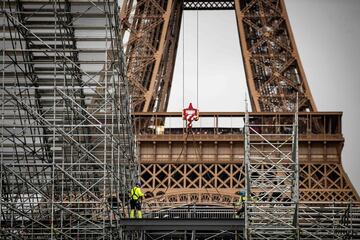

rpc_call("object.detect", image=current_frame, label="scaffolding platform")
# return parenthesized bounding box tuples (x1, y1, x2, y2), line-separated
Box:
(119, 218, 244, 231)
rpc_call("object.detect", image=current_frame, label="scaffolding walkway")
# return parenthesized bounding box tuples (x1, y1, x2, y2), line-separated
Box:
(120, 205, 245, 239)
(118, 202, 360, 239)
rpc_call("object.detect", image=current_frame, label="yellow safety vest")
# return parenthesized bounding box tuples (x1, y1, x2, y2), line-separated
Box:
(236, 196, 256, 206)
(237, 196, 246, 206)
(130, 186, 144, 201)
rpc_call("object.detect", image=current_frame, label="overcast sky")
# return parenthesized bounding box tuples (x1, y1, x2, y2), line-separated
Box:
(167, 0, 360, 193)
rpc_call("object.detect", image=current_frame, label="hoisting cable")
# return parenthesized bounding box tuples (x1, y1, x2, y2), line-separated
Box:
(146, 3, 204, 206)
(182, 9, 185, 110)
(196, 4, 199, 109)
(146, 5, 189, 200)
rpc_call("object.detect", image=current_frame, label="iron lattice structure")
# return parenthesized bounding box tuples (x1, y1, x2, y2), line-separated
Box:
(119, 0, 360, 209)
(120, 0, 316, 112)
(130, 112, 360, 239)
(1, 0, 137, 239)
(135, 112, 359, 203)
(121, 2, 360, 237)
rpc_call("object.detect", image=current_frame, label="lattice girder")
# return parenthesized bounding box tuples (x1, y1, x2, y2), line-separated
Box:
(121, 0, 317, 113)
(120, 0, 183, 112)
(234, 0, 316, 112)
(135, 112, 359, 204)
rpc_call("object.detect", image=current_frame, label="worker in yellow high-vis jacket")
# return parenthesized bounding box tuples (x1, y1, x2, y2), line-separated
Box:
(129, 181, 145, 218)
(235, 190, 256, 218)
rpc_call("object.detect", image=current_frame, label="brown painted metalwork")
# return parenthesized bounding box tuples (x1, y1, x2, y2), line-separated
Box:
(120, 0, 357, 204)
(134, 112, 359, 202)
(184, 0, 234, 10)
(234, 0, 316, 112)
(121, 0, 316, 112)
(120, 0, 182, 112)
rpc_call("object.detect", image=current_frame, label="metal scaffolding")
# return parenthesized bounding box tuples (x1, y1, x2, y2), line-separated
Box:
(244, 101, 299, 239)
(118, 198, 360, 239)
(1, 0, 137, 239)
(243, 104, 360, 239)
(298, 202, 360, 239)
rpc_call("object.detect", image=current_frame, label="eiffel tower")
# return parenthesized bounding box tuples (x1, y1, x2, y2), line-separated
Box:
(120, 0, 359, 203)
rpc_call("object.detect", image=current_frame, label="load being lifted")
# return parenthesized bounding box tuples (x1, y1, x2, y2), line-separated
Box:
(182, 102, 200, 129)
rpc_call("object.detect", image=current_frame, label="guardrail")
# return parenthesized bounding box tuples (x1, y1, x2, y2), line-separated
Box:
(133, 112, 343, 136)
(143, 204, 236, 219)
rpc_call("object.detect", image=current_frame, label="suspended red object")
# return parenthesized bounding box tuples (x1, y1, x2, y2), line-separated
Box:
(182, 103, 199, 129)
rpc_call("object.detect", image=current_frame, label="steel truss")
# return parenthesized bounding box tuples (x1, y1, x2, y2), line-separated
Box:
(184, 0, 235, 10)
(234, 0, 317, 112)
(120, 0, 317, 113)
(1, 0, 137, 239)
(133, 112, 359, 203)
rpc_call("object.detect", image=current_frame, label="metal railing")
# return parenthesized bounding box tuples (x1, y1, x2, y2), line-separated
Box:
(142, 203, 237, 219)
(132, 112, 343, 137)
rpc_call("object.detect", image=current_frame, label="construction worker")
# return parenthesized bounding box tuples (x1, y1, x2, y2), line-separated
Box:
(129, 181, 145, 218)
(235, 190, 257, 218)
(235, 190, 246, 218)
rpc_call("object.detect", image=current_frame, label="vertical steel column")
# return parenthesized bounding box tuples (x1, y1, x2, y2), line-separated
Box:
(244, 98, 251, 240)
(234, 0, 316, 112)
(120, 0, 183, 112)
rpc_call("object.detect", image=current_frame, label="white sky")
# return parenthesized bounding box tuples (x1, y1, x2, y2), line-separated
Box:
(167, 0, 360, 193)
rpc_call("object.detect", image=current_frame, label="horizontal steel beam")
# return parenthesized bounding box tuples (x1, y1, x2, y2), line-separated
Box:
(119, 218, 244, 231)
(184, 0, 234, 10)
(132, 111, 343, 117)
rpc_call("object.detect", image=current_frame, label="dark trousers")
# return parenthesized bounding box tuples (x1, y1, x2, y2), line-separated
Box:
(130, 199, 141, 210)
(236, 206, 244, 216)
